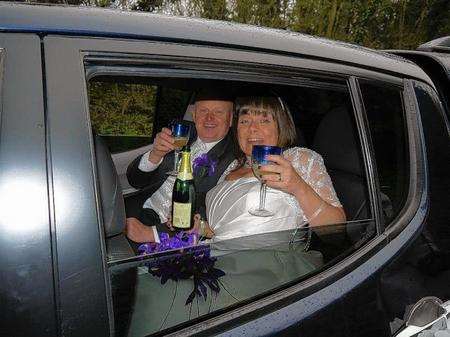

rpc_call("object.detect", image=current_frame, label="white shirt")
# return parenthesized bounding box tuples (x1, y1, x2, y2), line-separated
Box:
(138, 138, 221, 241)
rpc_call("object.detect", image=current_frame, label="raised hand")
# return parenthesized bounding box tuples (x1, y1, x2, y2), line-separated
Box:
(261, 154, 307, 196)
(148, 127, 175, 164)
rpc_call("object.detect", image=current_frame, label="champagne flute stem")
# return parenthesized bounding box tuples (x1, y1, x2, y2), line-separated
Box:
(259, 182, 267, 211)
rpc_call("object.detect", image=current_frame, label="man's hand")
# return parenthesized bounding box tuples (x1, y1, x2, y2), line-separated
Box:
(125, 217, 155, 243)
(165, 212, 175, 231)
(148, 127, 175, 164)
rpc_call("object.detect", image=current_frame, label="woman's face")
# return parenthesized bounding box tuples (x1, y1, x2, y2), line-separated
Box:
(237, 112, 279, 156)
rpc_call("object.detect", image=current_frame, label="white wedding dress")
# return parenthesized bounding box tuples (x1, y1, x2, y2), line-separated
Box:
(206, 147, 342, 243)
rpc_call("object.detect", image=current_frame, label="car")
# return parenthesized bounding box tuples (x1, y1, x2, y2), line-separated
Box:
(388, 36, 450, 122)
(394, 297, 450, 337)
(0, 3, 448, 337)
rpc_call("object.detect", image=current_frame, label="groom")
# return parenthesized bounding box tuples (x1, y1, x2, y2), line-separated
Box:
(125, 89, 235, 243)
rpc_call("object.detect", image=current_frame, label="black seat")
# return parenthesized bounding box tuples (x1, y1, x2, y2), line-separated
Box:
(94, 135, 134, 261)
(312, 107, 371, 242)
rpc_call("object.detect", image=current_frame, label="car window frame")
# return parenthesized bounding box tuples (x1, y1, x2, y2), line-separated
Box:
(380, 78, 427, 240)
(83, 59, 393, 335)
(353, 77, 413, 232)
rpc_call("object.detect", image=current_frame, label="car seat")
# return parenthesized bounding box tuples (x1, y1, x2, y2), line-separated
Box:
(94, 135, 134, 261)
(312, 107, 372, 243)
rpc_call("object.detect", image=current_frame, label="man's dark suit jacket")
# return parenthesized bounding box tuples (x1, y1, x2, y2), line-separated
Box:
(126, 130, 235, 222)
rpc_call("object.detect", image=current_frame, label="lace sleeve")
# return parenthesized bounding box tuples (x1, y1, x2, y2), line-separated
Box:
(284, 147, 342, 208)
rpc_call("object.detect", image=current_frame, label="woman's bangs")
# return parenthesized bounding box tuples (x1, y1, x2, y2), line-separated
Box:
(238, 106, 274, 117)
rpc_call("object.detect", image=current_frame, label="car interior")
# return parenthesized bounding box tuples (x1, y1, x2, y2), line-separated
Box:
(88, 76, 376, 264)
(86, 74, 394, 336)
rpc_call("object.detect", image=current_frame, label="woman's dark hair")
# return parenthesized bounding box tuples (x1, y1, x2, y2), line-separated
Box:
(232, 96, 297, 169)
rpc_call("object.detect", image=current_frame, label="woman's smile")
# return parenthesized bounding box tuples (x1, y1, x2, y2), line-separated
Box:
(238, 113, 279, 156)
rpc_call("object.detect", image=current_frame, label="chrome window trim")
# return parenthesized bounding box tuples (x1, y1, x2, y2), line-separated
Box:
(85, 62, 349, 93)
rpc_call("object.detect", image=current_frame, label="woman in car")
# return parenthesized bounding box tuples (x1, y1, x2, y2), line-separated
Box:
(196, 95, 346, 242)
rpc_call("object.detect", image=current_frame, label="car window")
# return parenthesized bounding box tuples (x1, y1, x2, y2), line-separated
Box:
(88, 80, 190, 154)
(87, 73, 377, 336)
(359, 82, 409, 224)
(413, 82, 449, 252)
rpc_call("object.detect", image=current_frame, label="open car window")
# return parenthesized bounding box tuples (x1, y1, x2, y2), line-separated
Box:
(86, 69, 379, 336)
(88, 80, 191, 154)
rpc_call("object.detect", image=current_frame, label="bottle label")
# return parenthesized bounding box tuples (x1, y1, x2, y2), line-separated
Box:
(173, 202, 192, 229)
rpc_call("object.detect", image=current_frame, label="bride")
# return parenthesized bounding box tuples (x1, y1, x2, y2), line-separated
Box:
(195, 96, 346, 242)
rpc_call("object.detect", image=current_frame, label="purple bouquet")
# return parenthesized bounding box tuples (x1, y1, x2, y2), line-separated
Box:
(193, 153, 218, 178)
(138, 232, 225, 305)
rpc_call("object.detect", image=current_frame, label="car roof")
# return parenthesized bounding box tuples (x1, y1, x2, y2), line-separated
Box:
(0, 2, 433, 86)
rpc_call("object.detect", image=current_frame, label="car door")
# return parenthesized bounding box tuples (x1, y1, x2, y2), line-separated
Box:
(43, 34, 429, 337)
(0, 34, 57, 337)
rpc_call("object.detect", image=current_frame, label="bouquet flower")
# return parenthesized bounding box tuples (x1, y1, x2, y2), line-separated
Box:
(138, 232, 225, 305)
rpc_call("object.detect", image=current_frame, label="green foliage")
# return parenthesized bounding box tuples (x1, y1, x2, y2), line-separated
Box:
(31, 0, 449, 49)
(88, 82, 155, 136)
(109, 0, 447, 50)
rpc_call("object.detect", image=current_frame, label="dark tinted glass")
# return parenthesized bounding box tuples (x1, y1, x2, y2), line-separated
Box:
(414, 82, 450, 251)
(153, 86, 192, 134)
(360, 82, 409, 223)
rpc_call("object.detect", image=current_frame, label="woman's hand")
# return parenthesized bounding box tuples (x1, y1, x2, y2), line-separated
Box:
(261, 155, 307, 196)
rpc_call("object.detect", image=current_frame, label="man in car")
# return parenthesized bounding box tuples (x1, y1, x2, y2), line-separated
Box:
(125, 89, 235, 244)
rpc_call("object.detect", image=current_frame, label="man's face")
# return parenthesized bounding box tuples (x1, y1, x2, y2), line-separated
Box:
(192, 100, 233, 143)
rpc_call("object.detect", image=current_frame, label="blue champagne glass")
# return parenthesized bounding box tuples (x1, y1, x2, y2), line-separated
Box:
(249, 145, 282, 217)
(167, 120, 190, 176)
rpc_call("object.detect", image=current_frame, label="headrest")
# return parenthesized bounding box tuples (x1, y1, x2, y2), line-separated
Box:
(94, 136, 126, 237)
(312, 107, 363, 176)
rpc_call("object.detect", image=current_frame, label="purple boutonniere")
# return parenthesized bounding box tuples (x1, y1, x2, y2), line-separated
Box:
(193, 154, 218, 178)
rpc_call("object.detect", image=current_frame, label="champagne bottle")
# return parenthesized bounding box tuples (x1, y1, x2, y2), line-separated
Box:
(171, 146, 195, 230)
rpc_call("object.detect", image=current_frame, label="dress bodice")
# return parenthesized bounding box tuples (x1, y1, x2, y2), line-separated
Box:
(206, 147, 341, 242)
